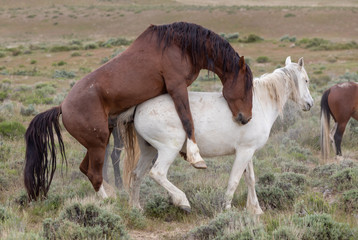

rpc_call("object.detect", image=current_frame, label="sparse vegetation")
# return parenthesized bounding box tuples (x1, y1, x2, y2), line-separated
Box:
(0, 121, 26, 139)
(0, 1, 358, 239)
(239, 33, 263, 43)
(43, 202, 129, 239)
(297, 38, 358, 51)
(257, 56, 270, 63)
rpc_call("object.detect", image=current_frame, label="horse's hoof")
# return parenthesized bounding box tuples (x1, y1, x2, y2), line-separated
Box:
(180, 205, 191, 213)
(192, 161, 207, 169)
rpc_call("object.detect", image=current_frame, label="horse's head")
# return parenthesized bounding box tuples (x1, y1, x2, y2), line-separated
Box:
(285, 56, 314, 111)
(223, 56, 253, 125)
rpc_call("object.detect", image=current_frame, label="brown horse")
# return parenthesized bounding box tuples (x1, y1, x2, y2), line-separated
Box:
(321, 81, 358, 160)
(24, 22, 253, 200)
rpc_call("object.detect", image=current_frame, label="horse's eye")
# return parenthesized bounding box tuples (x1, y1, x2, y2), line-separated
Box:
(305, 80, 308, 83)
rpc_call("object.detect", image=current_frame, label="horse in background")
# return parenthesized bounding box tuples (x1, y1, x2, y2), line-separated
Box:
(24, 22, 254, 201)
(320, 82, 358, 161)
(119, 57, 313, 213)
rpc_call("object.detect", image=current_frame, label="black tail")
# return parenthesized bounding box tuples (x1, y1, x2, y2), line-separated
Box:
(320, 89, 332, 124)
(24, 106, 66, 201)
(320, 89, 331, 160)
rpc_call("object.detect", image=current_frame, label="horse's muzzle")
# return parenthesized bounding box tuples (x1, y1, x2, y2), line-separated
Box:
(235, 113, 252, 125)
(303, 101, 314, 111)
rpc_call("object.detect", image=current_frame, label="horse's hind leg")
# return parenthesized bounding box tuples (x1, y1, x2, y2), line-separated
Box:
(130, 135, 157, 209)
(164, 80, 206, 169)
(243, 159, 263, 215)
(111, 128, 123, 189)
(80, 152, 89, 175)
(87, 146, 108, 198)
(103, 144, 110, 182)
(334, 121, 348, 157)
(149, 148, 191, 212)
(330, 123, 338, 154)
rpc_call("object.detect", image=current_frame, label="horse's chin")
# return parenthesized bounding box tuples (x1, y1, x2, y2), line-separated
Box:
(232, 115, 251, 125)
(301, 104, 311, 111)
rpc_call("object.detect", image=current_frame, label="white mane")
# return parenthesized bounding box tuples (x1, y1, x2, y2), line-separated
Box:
(253, 65, 301, 114)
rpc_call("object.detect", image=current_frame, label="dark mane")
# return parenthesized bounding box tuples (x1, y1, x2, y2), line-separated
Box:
(147, 22, 242, 77)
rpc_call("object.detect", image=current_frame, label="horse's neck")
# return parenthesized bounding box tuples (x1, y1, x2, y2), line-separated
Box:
(253, 69, 293, 126)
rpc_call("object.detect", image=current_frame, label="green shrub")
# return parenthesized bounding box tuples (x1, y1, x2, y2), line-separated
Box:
(0, 90, 8, 101)
(281, 161, 309, 174)
(0, 205, 10, 222)
(20, 104, 37, 116)
(339, 72, 358, 82)
(30, 194, 64, 217)
(220, 32, 239, 42)
(12, 68, 38, 76)
(239, 34, 263, 43)
(50, 45, 80, 52)
(295, 194, 333, 217)
(124, 208, 147, 229)
(257, 186, 287, 210)
(284, 13, 296, 18)
(18, 83, 56, 105)
(0, 51, 6, 58)
(272, 226, 299, 240)
(341, 189, 358, 213)
(259, 172, 275, 186)
(295, 213, 356, 240)
(297, 38, 358, 51)
(144, 194, 186, 221)
(0, 121, 26, 139)
(185, 185, 225, 217)
(0, 171, 9, 191)
(278, 172, 306, 190)
(56, 60, 67, 66)
(256, 56, 269, 63)
(0, 141, 10, 162)
(14, 191, 29, 207)
(7, 47, 22, 56)
(84, 43, 98, 50)
(255, 172, 305, 210)
(100, 37, 132, 47)
(187, 210, 266, 240)
(280, 35, 296, 42)
(71, 51, 81, 57)
(53, 70, 76, 79)
(329, 167, 358, 192)
(43, 202, 128, 239)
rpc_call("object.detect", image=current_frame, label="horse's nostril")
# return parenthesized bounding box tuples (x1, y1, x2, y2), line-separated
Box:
(237, 113, 243, 121)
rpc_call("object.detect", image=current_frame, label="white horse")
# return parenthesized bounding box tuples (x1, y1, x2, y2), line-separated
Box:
(118, 56, 313, 214)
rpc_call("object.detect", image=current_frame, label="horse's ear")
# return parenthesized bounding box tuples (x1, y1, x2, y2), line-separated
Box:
(239, 56, 246, 70)
(298, 57, 304, 68)
(285, 56, 291, 66)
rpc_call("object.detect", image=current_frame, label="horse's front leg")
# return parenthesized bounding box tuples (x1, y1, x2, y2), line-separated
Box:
(224, 147, 255, 210)
(166, 81, 207, 169)
(243, 159, 263, 215)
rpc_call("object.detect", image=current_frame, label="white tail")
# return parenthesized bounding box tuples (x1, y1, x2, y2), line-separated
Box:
(320, 108, 330, 162)
(117, 107, 140, 192)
